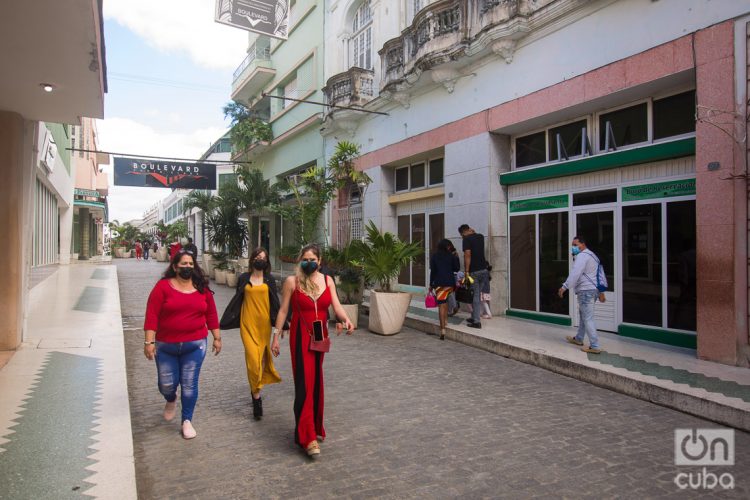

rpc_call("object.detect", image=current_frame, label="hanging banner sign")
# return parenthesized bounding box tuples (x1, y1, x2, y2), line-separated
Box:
(113, 157, 217, 190)
(622, 178, 696, 202)
(215, 0, 289, 40)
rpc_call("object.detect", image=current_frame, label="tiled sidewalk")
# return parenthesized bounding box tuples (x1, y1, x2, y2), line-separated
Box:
(0, 264, 136, 499)
(370, 296, 750, 431)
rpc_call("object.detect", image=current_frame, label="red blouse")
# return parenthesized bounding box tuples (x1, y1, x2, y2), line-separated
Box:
(144, 279, 219, 343)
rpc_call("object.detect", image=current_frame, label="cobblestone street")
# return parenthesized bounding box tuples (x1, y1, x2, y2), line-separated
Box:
(118, 260, 749, 499)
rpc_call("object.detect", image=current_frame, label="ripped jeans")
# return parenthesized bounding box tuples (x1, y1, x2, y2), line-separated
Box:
(155, 338, 207, 422)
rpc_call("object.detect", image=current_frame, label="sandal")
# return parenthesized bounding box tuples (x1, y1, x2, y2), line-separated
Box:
(306, 440, 321, 458)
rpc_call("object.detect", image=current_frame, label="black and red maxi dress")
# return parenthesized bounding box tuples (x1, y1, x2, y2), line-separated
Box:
(289, 281, 331, 448)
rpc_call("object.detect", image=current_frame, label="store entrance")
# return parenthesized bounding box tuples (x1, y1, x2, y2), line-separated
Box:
(573, 210, 616, 332)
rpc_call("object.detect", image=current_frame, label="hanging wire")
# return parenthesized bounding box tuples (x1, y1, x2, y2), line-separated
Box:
(66, 148, 252, 164)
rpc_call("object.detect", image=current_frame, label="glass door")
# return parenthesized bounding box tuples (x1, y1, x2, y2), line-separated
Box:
(572, 210, 617, 332)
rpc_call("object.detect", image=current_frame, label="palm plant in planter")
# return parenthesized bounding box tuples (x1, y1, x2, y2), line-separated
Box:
(350, 221, 423, 335)
(325, 243, 365, 328)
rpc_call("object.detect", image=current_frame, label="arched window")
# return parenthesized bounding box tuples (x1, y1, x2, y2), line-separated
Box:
(351, 0, 373, 69)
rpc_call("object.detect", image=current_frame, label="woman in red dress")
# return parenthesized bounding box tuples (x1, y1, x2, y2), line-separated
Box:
(272, 244, 354, 458)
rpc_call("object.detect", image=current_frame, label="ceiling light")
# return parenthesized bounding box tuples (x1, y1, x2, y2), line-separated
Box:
(40, 83, 55, 92)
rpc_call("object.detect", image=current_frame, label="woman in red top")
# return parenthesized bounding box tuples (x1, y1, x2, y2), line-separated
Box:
(144, 249, 221, 439)
(271, 244, 354, 458)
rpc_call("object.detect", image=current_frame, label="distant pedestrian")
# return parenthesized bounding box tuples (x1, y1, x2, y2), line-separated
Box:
(143, 240, 151, 260)
(169, 240, 182, 259)
(430, 239, 460, 340)
(220, 247, 283, 420)
(184, 237, 198, 257)
(134, 240, 143, 260)
(480, 269, 492, 319)
(143, 249, 221, 439)
(458, 224, 490, 329)
(271, 244, 354, 459)
(558, 236, 607, 354)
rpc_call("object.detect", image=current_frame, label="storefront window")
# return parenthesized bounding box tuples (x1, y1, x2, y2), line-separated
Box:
(667, 201, 696, 330)
(398, 215, 410, 284)
(539, 212, 569, 315)
(510, 215, 536, 310)
(548, 120, 586, 161)
(653, 91, 696, 140)
(515, 131, 546, 168)
(411, 213, 426, 285)
(575, 211, 615, 291)
(599, 103, 648, 151)
(622, 204, 662, 326)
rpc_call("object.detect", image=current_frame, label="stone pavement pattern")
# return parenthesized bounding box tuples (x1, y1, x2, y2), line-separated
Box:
(117, 260, 750, 499)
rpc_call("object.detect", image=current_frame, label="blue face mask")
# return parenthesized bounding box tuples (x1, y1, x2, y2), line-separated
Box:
(571, 246, 581, 256)
(300, 260, 319, 275)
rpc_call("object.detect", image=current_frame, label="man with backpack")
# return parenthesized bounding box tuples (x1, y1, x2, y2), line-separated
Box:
(558, 235, 608, 354)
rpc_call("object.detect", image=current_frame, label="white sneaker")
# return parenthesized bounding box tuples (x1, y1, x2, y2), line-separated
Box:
(163, 401, 177, 421)
(182, 420, 197, 439)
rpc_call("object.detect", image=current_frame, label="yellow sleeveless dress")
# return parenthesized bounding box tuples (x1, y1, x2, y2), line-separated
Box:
(240, 282, 281, 393)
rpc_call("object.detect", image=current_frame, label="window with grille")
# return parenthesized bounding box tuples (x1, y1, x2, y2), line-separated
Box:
(351, 0, 373, 69)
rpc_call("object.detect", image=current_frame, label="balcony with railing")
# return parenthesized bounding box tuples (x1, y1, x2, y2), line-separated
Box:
(231, 37, 275, 103)
(322, 67, 375, 115)
(379, 0, 565, 95)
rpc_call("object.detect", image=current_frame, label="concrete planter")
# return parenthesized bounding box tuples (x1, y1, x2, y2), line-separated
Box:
(214, 269, 227, 285)
(368, 291, 411, 335)
(156, 248, 168, 262)
(226, 272, 238, 288)
(202, 254, 213, 274)
(340, 304, 359, 329)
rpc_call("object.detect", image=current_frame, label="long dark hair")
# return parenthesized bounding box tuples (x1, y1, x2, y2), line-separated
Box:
(437, 238, 453, 254)
(162, 249, 211, 294)
(250, 246, 270, 274)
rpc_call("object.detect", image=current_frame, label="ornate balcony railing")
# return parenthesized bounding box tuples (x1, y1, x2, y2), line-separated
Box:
(379, 0, 563, 94)
(322, 67, 375, 112)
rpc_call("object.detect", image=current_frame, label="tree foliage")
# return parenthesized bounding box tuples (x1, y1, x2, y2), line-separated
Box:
(223, 102, 273, 153)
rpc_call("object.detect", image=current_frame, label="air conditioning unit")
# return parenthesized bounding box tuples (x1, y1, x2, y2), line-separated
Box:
(39, 130, 57, 173)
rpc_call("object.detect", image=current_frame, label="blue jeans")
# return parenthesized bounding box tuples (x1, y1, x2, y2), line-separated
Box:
(470, 269, 490, 323)
(143, 249, 149, 260)
(155, 339, 207, 422)
(574, 290, 599, 349)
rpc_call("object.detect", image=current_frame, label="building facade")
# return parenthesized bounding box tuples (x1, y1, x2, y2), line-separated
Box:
(71, 117, 109, 260)
(323, 0, 750, 366)
(0, 1, 107, 349)
(230, 0, 326, 268)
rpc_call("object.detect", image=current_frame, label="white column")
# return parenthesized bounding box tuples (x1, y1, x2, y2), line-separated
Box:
(58, 205, 73, 264)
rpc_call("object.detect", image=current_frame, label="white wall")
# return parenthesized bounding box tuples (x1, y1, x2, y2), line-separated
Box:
(349, 0, 750, 157)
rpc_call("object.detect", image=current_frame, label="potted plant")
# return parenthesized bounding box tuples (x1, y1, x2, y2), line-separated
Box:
(226, 261, 239, 288)
(279, 245, 300, 263)
(350, 221, 423, 335)
(213, 253, 229, 285)
(325, 243, 365, 329)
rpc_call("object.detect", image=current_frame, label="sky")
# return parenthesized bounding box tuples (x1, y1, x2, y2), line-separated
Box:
(98, 0, 248, 223)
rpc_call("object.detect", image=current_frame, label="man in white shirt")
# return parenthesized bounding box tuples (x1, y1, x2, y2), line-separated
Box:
(558, 236, 605, 354)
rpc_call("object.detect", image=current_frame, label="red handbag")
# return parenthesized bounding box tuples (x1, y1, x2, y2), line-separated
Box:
(425, 290, 437, 308)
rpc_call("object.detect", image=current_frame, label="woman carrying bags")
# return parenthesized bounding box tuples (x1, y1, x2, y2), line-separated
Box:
(220, 247, 283, 420)
(270, 244, 354, 459)
(429, 239, 460, 340)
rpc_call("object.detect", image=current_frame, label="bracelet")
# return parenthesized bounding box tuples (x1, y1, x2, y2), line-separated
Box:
(144, 341, 155, 345)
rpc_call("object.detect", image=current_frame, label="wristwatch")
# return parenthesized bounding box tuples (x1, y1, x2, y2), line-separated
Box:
(272, 327, 279, 336)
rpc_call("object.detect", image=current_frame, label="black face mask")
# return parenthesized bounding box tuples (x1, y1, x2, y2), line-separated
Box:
(177, 267, 193, 280)
(300, 260, 318, 276)
(252, 259, 267, 271)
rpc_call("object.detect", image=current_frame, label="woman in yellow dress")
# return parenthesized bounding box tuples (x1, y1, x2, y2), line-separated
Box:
(232, 247, 284, 420)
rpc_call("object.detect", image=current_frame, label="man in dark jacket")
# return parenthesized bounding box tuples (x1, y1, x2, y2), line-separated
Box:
(459, 224, 489, 329)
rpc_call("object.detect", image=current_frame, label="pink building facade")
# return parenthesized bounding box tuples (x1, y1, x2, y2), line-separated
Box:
(326, 1, 750, 366)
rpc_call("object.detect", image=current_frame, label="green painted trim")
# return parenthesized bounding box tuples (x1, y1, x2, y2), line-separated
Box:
(74, 200, 106, 209)
(618, 324, 696, 349)
(509, 194, 568, 213)
(500, 137, 695, 186)
(506, 309, 572, 326)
